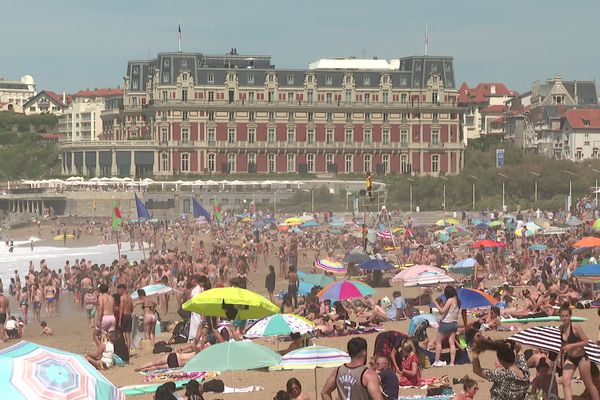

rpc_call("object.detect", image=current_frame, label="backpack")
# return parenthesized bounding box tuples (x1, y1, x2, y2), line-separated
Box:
(169, 319, 190, 344)
(203, 379, 225, 393)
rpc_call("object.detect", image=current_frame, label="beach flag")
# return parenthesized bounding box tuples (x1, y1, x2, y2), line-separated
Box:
(134, 192, 152, 220)
(213, 202, 223, 224)
(112, 202, 122, 231)
(192, 197, 211, 221)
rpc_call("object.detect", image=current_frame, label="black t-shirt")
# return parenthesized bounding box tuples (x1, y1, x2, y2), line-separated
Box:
(379, 367, 399, 399)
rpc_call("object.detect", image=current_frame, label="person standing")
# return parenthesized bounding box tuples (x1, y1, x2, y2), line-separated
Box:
(321, 337, 383, 400)
(117, 284, 134, 350)
(96, 284, 116, 332)
(287, 266, 299, 309)
(187, 275, 204, 342)
(44, 280, 56, 317)
(0, 293, 10, 342)
(432, 285, 461, 367)
(265, 265, 276, 302)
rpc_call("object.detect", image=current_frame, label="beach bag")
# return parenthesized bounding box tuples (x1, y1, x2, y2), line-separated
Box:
(112, 328, 130, 362)
(203, 379, 225, 393)
(169, 319, 190, 344)
(153, 341, 173, 354)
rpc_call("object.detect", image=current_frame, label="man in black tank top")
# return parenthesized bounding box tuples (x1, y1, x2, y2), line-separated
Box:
(321, 337, 383, 400)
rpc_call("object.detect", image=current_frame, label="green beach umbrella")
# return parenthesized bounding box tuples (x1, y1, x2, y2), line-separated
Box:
(183, 340, 281, 373)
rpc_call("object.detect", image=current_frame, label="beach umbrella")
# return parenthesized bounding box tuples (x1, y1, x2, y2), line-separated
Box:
(471, 239, 506, 248)
(130, 284, 177, 300)
(277, 224, 290, 232)
(593, 219, 600, 231)
(567, 216, 583, 227)
(574, 236, 600, 248)
(0, 340, 125, 400)
(358, 259, 394, 271)
(526, 221, 542, 232)
(270, 345, 351, 399)
(488, 220, 503, 228)
(437, 288, 496, 309)
(514, 227, 535, 238)
(285, 217, 303, 226)
(182, 287, 279, 320)
(301, 220, 320, 228)
(408, 314, 439, 336)
(435, 218, 460, 226)
(447, 258, 477, 275)
(507, 326, 600, 365)
(298, 271, 334, 287)
(475, 223, 489, 230)
(183, 340, 281, 374)
(343, 252, 370, 264)
(572, 264, 600, 283)
(403, 271, 455, 287)
(445, 226, 459, 234)
(245, 314, 315, 338)
(570, 246, 593, 256)
(376, 230, 393, 240)
(314, 258, 347, 274)
(240, 217, 252, 223)
(391, 265, 446, 283)
(317, 280, 376, 301)
(528, 244, 548, 251)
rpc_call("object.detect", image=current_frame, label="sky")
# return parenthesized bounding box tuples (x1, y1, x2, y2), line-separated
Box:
(2, 0, 600, 93)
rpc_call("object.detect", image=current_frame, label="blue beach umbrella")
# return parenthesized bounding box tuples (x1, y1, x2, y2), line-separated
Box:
(528, 244, 548, 251)
(358, 259, 394, 271)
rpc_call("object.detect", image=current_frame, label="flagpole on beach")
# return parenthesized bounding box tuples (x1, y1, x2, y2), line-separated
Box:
(116, 229, 122, 259)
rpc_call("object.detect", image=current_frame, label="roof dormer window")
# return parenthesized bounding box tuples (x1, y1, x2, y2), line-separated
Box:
(583, 119, 590, 127)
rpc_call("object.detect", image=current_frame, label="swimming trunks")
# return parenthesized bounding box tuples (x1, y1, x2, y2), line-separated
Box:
(0, 313, 6, 324)
(120, 314, 133, 332)
(100, 315, 117, 332)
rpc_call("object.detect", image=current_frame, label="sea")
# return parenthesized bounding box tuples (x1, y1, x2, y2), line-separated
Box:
(0, 239, 145, 285)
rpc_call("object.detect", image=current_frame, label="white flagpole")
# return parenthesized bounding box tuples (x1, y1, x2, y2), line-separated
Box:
(425, 24, 429, 56)
(178, 21, 182, 52)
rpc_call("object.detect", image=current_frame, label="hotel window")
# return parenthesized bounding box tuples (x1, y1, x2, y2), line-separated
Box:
(345, 75, 352, 84)
(326, 76, 332, 85)
(228, 153, 236, 173)
(401, 129, 408, 144)
(181, 153, 190, 172)
(268, 112, 275, 122)
(208, 153, 216, 172)
(432, 92, 438, 104)
(248, 127, 256, 144)
(346, 112, 352, 123)
(287, 127, 296, 143)
(307, 75, 313, 83)
(326, 112, 333, 123)
(268, 90, 274, 104)
(364, 129, 372, 144)
(326, 154, 334, 171)
(248, 74, 254, 84)
(432, 113, 439, 123)
(182, 127, 189, 143)
(307, 154, 315, 173)
(248, 92, 255, 104)
(208, 111, 215, 121)
(382, 129, 390, 145)
(307, 128, 315, 144)
(364, 76, 370, 85)
(208, 91, 214, 102)
(307, 91, 314, 104)
(161, 111, 167, 121)
(365, 112, 371, 123)
(382, 92, 389, 105)
(182, 111, 188, 121)
(287, 75, 294, 85)
(207, 128, 216, 145)
(401, 154, 410, 173)
(363, 154, 372, 173)
(161, 126, 169, 142)
(326, 93, 332, 105)
(345, 154, 353, 173)
(228, 128, 236, 144)
(267, 153, 275, 173)
(288, 92, 294, 104)
(345, 128, 353, 144)
(432, 129, 440, 144)
(161, 152, 169, 171)
(181, 89, 188, 101)
(207, 73, 214, 83)
(248, 153, 256, 167)
(431, 154, 440, 173)
(345, 90, 352, 104)
(162, 91, 168, 101)
(249, 111, 255, 122)
(287, 153, 296, 172)
(308, 112, 314, 122)
(401, 93, 407, 103)
(383, 113, 389, 123)
(288, 112, 294, 122)
(382, 154, 390, 174)
(268, 74, 274, 82)
(364, 93, 370, 105)
(401, 113, 408, 122)
(229, 112, 235, 122)
(326, 128, 334, 144)
(382, 76, 389, 84)
(267, 127, 275, 143)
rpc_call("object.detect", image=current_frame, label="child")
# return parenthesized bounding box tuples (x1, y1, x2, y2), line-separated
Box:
(5, 316, 19, 339)
(398, 340, 423, 387)
(41, 321, 53, 336)
(531, 359, 557, 399)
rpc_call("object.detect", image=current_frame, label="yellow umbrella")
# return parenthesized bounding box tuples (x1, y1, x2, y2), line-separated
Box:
(435, 218, 460, 226)
(183, 287, 280, 320)
(240, 217, 252, 223)
(285, 217, 303, 226)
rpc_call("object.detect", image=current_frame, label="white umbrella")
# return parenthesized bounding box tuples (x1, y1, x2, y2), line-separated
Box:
(403, 271, 455, 287)
(66, 176, 84, 181)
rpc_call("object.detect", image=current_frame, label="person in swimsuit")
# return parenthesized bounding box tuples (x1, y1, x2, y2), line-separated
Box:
(0, 293, 9, 342)
(32, 284, 42, 322)
(17, 287, 30, 325)
(96, 284, 116, 332)
(44, 282, 56, 317)
(135, 289, 157, 343)
(117, 284, 134, 350)
(558, 303, 600, 400)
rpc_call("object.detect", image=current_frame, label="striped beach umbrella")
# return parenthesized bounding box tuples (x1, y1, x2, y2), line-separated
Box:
(314, 258, 347, 274)
(317, 280, 376, 301)
(508, 326, 600, 365)
(376, 230, 393, 240)
(245, 314, 315, 338)
(403, 271, 455, 287)
(447, 258, 477, 275)
(130, 284, 176, 300)
(572, 264, 600, 283)
(391, 265, 446, 283)
(0, 341, 124, 400)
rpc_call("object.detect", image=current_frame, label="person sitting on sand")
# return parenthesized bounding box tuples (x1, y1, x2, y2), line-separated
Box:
(40, 321, 52, 336)
(286, 377, 310, 400)
(451, 376, 479, 400)
(281, 332, 312, 355)
(84, 330, 115, 370)
(530, 359, 558, 399)
(397, 340, 423, 387)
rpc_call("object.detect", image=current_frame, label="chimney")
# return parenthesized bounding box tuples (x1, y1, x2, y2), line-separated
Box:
(62, 92, 66, 104)
(574, 80, 578, 104)
(491, 85, 496, 94)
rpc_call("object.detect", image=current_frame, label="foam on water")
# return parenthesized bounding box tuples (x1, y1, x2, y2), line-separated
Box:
(0, 242, 145, 283)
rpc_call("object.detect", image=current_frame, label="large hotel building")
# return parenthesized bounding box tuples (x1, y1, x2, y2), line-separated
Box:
(60, 50, 465, 177)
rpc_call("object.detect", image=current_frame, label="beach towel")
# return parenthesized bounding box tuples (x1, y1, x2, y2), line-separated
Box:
(398, 395, 453, 400)
(501, 316, 587, 323)
(222, 386, 264, 393)
(121, 380, 189, 396)
(316, 326, 383, 338)
(139, 367, 208, 383)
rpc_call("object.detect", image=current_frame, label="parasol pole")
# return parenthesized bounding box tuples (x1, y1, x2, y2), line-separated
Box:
(314, 367, 318, 400)
(116, 229, 122, 259)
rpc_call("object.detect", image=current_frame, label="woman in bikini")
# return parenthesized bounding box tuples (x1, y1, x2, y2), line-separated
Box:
(558, 303, 600, 400)
(135, 289, 158, 343)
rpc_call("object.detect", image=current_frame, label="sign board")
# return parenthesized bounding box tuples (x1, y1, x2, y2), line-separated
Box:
(496, 149, 505, 167)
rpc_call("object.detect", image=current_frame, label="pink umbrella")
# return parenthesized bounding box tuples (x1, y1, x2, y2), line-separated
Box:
(391, 265, 446, 284)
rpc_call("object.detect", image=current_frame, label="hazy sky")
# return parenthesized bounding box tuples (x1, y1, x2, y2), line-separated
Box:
(3, 1, 600, 93)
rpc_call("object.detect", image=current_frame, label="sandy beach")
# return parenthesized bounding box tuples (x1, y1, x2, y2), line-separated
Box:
(0, 222, 597, 400)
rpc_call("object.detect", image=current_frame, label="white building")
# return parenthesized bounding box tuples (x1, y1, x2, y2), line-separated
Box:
(59, 88, 122, 141)
(0, 75, 36, 113)
(23, 91, 71, 115)
(562, 108, 600, 161)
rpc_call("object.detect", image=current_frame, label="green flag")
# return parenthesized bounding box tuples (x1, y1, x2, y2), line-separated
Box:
(112, 202, 123, 231)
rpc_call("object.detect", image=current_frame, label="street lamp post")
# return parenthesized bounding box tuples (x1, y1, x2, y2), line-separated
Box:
(497, 172, 508, 211)
(468, 175, 478, 211)
(440, 176, 449, 211)
(529, 172, 540, 203)
(407, 178, 415, 212)
(563, 170, 576, 212)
